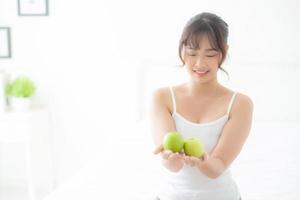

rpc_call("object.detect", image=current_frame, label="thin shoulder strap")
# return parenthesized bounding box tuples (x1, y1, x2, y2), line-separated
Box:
(169, 86, 176, 115)
(226, 91, 238, 116)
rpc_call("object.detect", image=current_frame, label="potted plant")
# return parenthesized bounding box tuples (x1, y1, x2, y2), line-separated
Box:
(5, 76, 36, 112)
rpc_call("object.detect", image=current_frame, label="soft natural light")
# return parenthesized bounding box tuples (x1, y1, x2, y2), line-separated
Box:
(0, 0, 300, 200)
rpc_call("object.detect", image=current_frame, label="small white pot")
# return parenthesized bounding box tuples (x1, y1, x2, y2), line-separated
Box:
(10, 97, 31, 112)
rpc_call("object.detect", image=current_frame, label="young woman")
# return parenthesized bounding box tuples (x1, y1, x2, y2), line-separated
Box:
(150, 12, 253, 200)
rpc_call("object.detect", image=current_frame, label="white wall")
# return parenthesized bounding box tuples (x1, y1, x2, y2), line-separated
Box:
(0, 0, 299, 196)
(135, 0, 300, 123)
(0, 0, 125, 189)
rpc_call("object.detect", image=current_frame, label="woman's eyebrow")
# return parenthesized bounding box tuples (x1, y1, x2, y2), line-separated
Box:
(205, 48, 218, 52)
(186, 47, 218, 52)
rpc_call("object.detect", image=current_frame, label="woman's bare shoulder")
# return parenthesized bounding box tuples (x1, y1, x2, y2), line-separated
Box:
(151, 86, 172, 112)
(230, 90, 254, 116)
(220, 86, 251, 100)
(151, 84, 184, 113)
(220, 86, 253, 114)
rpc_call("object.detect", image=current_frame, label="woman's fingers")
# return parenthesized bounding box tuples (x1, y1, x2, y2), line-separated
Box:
(202, 152, 209, 161)
(161, 151, 184, 161)
(153, 144, 164, 155)
(168, 152, 181, 161)
(161, 150, 172, 159)
(183, 155, 192, 165)
(190, 157, 201, 166)
(184, 155, 202, 167)
(154, 146, 206, 165)
(168, 153, 177, 161)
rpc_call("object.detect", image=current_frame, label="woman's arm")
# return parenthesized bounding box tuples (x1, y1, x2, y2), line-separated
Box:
(182, 94, 253, 178)
(149, 87, 184, 172)
(198, 94, 254, 178)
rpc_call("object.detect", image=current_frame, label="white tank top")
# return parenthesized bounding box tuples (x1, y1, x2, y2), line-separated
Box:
(157, 86, 241, 200)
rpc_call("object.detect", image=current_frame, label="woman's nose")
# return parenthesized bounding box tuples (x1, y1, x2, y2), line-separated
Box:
(195, 55, 205, 66)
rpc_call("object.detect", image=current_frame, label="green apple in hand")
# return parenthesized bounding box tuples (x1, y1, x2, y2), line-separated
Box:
(183, 138, 205, 158)
(163, 132, 184, 153)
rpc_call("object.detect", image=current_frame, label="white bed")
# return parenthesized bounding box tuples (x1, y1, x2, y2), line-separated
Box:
(44, 120, 300, 200)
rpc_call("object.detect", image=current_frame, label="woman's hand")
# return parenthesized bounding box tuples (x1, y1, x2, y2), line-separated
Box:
(153, 144, 185, 162)
(153, 145, 211, 172)
(153, 144, 185, 172)
(183, 152, 209, 167)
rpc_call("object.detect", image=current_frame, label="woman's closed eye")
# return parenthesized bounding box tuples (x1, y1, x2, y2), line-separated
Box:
(187, 54, 217, 57)
(206, 54, 217, 57)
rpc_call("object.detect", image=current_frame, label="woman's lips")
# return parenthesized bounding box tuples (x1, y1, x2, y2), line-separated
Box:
(193, 70, 209, 77)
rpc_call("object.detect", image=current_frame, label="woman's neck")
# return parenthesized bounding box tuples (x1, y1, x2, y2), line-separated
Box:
(185, 80, 222, 98)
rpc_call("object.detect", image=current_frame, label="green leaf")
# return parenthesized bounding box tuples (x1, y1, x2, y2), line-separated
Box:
(5, 76, 36, 98)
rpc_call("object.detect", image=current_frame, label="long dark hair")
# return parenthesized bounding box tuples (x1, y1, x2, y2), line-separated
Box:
(178, 12, 229, 79)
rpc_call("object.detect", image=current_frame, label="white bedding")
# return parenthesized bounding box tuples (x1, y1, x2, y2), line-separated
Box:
(44, 120, 300, 200)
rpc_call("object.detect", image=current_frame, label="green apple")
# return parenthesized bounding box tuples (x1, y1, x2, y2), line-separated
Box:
(163, 131, 184, 153)
(183, 138, 204, 158)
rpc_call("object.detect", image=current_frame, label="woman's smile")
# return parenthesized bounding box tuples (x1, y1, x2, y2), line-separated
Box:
(193, 70, 209, 77)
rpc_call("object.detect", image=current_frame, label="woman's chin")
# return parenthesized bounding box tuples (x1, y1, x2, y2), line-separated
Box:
(191, 74, 209, 81)
(191, 75, 216, 84)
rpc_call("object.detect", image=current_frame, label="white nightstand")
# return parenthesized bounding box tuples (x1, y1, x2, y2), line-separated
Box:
(0, 107, 54, 200)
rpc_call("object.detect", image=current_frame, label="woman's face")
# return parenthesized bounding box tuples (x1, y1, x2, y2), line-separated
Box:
(182, 34, 223, 83)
